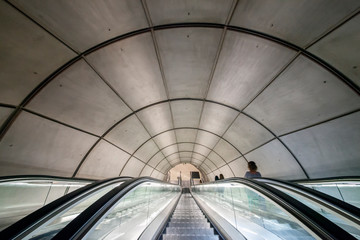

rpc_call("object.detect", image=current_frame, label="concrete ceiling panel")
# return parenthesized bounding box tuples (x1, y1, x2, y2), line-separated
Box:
(0, 1, 76, 105)
(178, 143, 194, 152)
(179, 152, 192, 159)
(193, 144, 211, 158)
(153, 131, 177, 149)
(191, 159, 203, 167)
(156, 27, 223, 98)
(0, 111, 98, 177)
(11, 0, 149, 52)
(195, 130, 220, 149)
(133, 140, 160, 161)
(157, 159, 169, 173)
(175, 129, 197, 142)
(86, 33, 167, 110)
(121, 157, 145, 177)
(105, 115, 150, 154)
(28, 60, 131, 135)
(245, 140, 307, 180)
(281, 112, 360, 178)
(200, 162, 211, 174)
(147, 0, 234, 25)
(140, 165, 154, 177)
(147, 151, 166, 168)
(219, 165, 234, 178)
(208, 31, 296, 109)
(231, 0, 360, 47)
(245, 55, 360, 135)
(207, 151, 226, 167)
(202, 159, 217, 172)
(137, 103, 173, 136)
(166, 153, 180, 162)
(228, 157, 248, 177)
(76, 140, 130, 179)
(223, 114, 274, 154)
(199, 102, 238, 136)
(161, 145, 178, 158)
(0, 107, 14, 127)
(213, 139, 240, 163)
(309, 14, 360, 87)
(171, 100, 203, 128)
(191, 152, 206, 162)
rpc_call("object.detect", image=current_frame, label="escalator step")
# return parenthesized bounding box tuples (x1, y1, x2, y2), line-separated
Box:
(166, 227, 214, 235)
(168, 222, 210, 228)
(162, 234, 219, 240)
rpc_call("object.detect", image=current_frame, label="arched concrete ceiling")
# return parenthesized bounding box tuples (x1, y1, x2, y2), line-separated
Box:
(0, 0, 359, 181)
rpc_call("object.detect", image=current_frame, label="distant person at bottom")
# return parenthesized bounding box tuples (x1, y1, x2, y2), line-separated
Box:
(244, 161, 261, 178)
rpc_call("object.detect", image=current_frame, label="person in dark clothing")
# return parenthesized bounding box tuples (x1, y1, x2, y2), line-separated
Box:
(244, 161, 261, 178)
(215, 175, 219, 181)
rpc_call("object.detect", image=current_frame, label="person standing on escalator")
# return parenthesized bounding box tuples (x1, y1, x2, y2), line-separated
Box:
(244, 161, 261, 178)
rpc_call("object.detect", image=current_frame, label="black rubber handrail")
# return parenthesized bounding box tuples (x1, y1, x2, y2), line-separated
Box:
(193, 177, 357, 240)
(53, 177, 180, 240)
(0, 175, 94, 183)
(0, 176, 132, 239)
(256, 177, 360, 220)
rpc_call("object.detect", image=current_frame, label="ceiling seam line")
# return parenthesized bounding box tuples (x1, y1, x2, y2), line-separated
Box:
(198, 111, 245, 177)
(83, 57, 173, 175)
(141, 0, 179, 170)
(0, 56, 81, 141)
(241, 138, 276, 156)
(0, 104, 16, 108)
(72, 138, 101, 178)
(190, 25, 228, 167)
(277, 108, 360, 138)
(189, 101, 205, 167)
(101, 138, 165, 174)
(241, 52, 301, 111)
(22, 108, 100, 138)
(79, 57, 144, 177)
(4, 0, 79, 54)
(225, 0, 240, 25)
(304, 9, 360, 49)
(243, 112, 310, 179)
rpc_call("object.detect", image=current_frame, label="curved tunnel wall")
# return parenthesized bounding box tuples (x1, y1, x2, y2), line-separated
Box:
(0, 0, 359, 181)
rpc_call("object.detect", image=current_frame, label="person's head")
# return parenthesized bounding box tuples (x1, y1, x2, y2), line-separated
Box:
(219, 174, 224, 179)
(215, 175, 219, 181)
(248, 161, 258, 172)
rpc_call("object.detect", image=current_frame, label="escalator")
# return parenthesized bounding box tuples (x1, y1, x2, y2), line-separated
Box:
(1, 177, 359, 240)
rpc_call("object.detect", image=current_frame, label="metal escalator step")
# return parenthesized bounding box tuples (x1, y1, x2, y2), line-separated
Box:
(168, 222, 210, 228)
(166, 227, 214, 235)
(170, 218, 208, 223)
(162, 234, 219, 240)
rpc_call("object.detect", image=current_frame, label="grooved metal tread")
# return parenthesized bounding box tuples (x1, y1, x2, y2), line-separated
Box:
(162, 193, 219, 240)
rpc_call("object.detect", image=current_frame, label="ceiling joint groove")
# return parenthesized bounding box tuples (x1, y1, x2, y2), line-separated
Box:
(305, 9, 360, 49)
(82, 57, 135, 112)
(241, 138, 276, 156)
(278, 108, 360, 137)
(225, 0, 239, 26)
(22, 108, 100, 138)
(0, 56, 81, 141)
(4, 0, 79, 55)
(241, 52, 301, 112)
(141, 0, 179, 168)
(242, 112, 310, 179)
(72, 138, 101, 177)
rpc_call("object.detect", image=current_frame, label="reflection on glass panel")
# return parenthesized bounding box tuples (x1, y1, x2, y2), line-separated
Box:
(0, 179, 90, 231)
(337, 184, 360, 209)
(84, 182, 180, 240)
(301, 181, 360, 209)
(269, 184, 360, 239)
(192, 183, 317, 240)
(23, 182, 122, 240)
